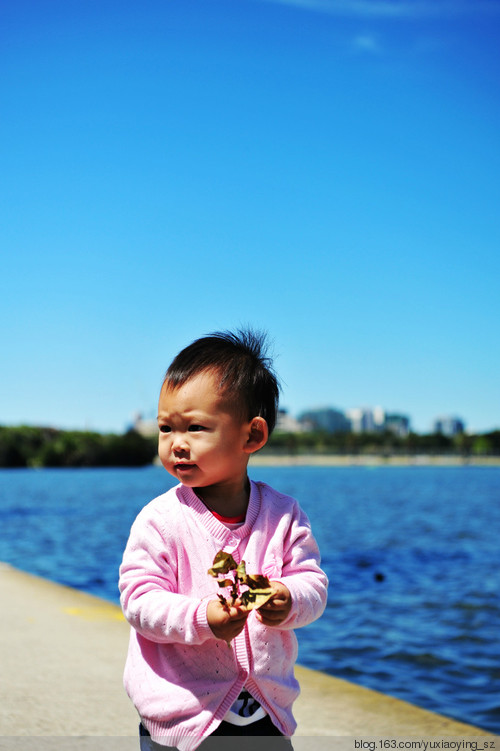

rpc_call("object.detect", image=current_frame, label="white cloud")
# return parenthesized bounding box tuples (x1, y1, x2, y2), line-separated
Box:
(257, 0, 500, 19)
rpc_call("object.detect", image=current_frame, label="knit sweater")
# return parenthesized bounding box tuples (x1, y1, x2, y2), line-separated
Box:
(119, 479, 328, 751)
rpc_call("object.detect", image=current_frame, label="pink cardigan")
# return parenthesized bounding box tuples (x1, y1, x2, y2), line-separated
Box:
(119, 480, 328, 751)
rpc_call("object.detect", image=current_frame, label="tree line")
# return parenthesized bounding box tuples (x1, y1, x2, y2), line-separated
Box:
(1, 425, 499, 469)
(265, 428, 500, 458)
(0, 426, 158, 468)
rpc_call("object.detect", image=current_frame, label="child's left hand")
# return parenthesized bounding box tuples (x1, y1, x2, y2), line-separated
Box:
(255, 581, 292, 626)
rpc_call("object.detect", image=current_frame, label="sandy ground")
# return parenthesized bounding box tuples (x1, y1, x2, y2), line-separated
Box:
(250, 454, 500, 467)
(0, 563, 494, 748)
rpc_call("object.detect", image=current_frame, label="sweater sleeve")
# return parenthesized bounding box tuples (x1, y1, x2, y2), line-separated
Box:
(119, 502, 213, 645)
(273, 505, 328, 630)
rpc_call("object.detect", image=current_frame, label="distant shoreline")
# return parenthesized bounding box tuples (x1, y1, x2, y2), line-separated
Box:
(250, 453, 500, 467)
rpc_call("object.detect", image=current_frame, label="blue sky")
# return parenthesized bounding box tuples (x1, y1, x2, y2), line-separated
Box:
(1, 0, 499, 435)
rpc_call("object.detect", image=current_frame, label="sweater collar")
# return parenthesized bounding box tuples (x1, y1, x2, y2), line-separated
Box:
(176, 480, 261, 542)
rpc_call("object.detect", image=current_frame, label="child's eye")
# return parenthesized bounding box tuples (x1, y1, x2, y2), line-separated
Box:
(159, 425, 171, 434)
(188, 424, 205, 432)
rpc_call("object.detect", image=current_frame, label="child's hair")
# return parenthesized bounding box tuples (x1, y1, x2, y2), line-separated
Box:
(164, 328, 280, 434)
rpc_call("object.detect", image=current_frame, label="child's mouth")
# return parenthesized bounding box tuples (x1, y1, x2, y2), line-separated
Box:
(175, 463, 196, 472)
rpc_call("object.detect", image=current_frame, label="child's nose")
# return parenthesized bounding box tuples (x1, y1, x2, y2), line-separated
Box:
(172, 433, 189, 452)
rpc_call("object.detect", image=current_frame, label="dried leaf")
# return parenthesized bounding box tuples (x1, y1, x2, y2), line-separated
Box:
(209, 550, 273, 612)
(244, 573, 271, 590)
(217, 593, 230, 611)
(217, 579, 234, 589)
(236, 560, 246, 580)
(208, 551, 238, 577)
(240, 587, 274, 611)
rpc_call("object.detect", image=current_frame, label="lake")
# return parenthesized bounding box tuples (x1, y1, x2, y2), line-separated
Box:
(0, 465, 499, 734)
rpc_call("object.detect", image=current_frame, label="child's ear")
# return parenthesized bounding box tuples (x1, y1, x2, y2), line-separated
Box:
(244, 416, 269, 454)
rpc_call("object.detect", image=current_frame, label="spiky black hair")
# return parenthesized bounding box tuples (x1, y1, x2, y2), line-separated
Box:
(164, 328, 280, 434)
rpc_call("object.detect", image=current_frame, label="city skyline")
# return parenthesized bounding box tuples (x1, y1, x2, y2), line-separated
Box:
(133, 402, 479, 439)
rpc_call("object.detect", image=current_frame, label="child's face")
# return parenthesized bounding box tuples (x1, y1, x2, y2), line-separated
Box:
(157, 370, 253, 493)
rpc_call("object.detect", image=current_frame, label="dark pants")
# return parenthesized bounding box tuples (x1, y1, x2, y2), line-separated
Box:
(139, 718, 294, 751)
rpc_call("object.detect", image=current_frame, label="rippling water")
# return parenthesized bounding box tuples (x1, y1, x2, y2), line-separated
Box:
(1, 465, 499, 733)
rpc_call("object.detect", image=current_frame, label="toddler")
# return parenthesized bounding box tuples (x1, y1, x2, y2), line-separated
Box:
(119, 329, 328, 751)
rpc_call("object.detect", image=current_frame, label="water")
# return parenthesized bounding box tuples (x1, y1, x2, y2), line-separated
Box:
(0, 465, 499, 734)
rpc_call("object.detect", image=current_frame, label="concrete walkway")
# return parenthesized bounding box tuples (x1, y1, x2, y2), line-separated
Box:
(0, 563, 494, 745)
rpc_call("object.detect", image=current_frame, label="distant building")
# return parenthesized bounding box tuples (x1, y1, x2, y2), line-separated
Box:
(275, 408, 303, 433)
(132, 412, 158, 438)
(345, 407, 411, 436)
(297, 407, 350, 433)
(385, 413, 411, 438)
(433, 416, 465, 437)
(346, 406, 385, 433)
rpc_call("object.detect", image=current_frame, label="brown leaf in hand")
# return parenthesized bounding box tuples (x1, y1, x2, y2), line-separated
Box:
(208, 551, 238, 577)
(209, 550, 273, 612)
(245, 573, 271, 590)
(240, 587, 274, 611)
(236, 560, 246, 579)
(217, 593, 230, 612)
(217, 579, 234, 589)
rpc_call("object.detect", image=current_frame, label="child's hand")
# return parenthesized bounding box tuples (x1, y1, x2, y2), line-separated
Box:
(255, 581, 292, 626)
(207, 598, 249, 643)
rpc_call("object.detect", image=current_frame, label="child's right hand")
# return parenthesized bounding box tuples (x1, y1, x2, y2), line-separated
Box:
(207, 599, 249, 643)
